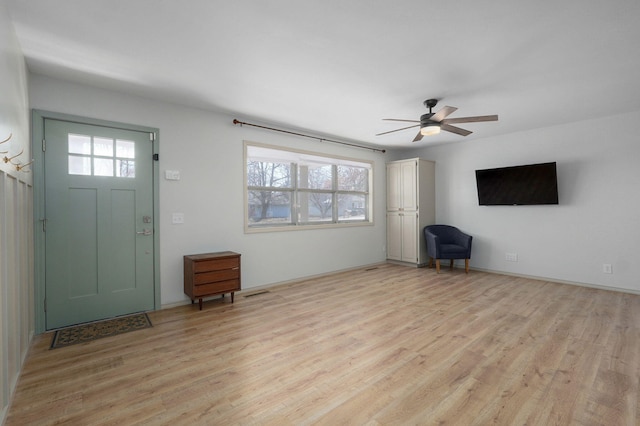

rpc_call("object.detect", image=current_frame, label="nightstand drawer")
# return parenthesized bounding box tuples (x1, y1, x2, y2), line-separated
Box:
(194, 268, 239, 285)
(194, 257, 239, 273)
(194, 279, 240, 296)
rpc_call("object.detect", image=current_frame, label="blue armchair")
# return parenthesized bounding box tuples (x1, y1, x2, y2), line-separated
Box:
(424, 225, 473, 273)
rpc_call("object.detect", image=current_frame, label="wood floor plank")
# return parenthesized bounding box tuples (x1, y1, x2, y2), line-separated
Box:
(6, 264, 640, 425)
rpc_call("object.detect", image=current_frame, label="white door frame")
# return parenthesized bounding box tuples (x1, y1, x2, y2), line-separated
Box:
(32, 110, 161, 333)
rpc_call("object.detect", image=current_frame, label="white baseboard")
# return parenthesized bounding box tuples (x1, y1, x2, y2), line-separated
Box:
(468, 266, 640, 296)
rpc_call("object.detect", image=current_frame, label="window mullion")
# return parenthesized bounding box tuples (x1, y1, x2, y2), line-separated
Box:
(291, 162, 298, 225)
(331, 164, 338, 223)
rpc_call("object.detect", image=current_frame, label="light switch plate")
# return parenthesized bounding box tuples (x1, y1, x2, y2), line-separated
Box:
(165, 170, 180, 180)
(172, 213, 184, 224)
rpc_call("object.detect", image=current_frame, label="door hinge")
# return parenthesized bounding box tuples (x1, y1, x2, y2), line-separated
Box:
(44, 298, 47, 312)
(41, 219, 47, 232)
(153, 153, 159, 161)
(42, 139, 46, 152)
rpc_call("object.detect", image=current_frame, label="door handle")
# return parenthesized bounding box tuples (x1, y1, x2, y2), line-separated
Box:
(136, 229, 152, 236)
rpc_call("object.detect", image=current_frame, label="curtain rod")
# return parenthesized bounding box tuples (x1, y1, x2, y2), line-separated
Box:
(233, 119, 386, 153)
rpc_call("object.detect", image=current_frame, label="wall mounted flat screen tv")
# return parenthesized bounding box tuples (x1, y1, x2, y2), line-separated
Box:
(475, 162, 559, 205)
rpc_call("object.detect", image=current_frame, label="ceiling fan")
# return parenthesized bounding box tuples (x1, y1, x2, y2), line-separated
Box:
(376, 99, 498, 142)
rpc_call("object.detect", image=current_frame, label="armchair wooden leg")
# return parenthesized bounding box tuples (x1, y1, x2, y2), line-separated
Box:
(465, 259, 470, 273)
(428, 257, 433, 269)
(435, 259, 441, 274)
(449, 259, 454, 270)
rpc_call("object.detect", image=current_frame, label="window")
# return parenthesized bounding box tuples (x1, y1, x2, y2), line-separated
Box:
(68, 133, 136, 178)
(245, 142, 372, 231)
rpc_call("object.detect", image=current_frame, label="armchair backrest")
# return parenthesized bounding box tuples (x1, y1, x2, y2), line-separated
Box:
(425, 225, 462, 244)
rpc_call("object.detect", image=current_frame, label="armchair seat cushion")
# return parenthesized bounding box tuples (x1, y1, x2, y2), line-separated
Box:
(439, 244, 468, 258)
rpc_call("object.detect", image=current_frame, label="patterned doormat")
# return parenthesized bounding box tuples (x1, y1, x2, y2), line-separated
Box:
(50, 313, 152, 349)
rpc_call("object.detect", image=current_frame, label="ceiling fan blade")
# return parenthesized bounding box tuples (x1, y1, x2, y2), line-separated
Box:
(412, 131, 424, 142)
(375, 124, 420, 136)
(382, 118, 420, 123)
(430, 106, 458, 122)
(441, 123, 472, 136)
(441, 114, 499, 124)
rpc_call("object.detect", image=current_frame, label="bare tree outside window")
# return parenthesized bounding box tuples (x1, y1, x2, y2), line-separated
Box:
(247, 160, 292, 223)
(338, 166, 368, 220)
(338, 165, 368, 192)
(299, 164, 333, 221)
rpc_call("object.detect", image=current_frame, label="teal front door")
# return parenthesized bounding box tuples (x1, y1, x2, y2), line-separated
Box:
(44, 118, 155, 329)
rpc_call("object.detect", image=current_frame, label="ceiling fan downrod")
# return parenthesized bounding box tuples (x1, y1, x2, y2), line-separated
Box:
(424, 98, 438, 114)
(421, 99, 439, 125)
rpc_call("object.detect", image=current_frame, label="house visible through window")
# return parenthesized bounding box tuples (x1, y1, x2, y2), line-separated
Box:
(245, 142, 372, 230)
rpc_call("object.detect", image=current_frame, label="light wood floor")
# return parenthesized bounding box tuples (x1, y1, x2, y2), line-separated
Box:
(6, 264, 640, 425)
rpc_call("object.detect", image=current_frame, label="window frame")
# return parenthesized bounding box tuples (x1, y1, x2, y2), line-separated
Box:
(244, 141, 373, 233)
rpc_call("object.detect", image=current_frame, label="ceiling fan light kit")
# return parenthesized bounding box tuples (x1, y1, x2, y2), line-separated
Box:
(420, 122, 441, 136)
(377, 98, 498, 142)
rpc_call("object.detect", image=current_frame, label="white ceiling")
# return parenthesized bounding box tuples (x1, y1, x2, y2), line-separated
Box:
(6, 0, 640, 148)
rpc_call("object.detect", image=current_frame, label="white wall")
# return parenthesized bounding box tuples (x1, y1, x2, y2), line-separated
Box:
(395, 112, 640, 292)
(29, 74, 388, 306)
(0, 3, 33, 423)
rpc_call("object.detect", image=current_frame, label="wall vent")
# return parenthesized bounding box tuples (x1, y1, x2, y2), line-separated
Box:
(243, 290, 270, 298)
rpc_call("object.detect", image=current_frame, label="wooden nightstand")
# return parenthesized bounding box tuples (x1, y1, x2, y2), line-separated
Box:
(183, 251, 241, 310)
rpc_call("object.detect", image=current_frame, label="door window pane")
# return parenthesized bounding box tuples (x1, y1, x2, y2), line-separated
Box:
(116, 140, 135, 158)
(68, 134, 92, 155)
(94, 137, 113, 156)
(69, 155, 91, 175)
(116, 159, 136, 178)
(94, 158, 114, 176)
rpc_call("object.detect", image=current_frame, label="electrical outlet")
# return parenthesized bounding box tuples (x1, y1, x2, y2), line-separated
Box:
(505, 252, 518, 262)
(602, 263, 612, 274)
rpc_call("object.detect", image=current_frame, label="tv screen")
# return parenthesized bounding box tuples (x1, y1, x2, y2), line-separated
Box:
(475, 162, 559, 205)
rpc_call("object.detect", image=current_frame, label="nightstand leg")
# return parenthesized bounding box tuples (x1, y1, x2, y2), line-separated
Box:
(198, 298, 203, 310)
(231, 292, 235, 303)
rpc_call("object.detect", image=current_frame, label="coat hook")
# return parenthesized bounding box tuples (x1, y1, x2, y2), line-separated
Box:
(16, 158, 34, 173)
(0, 133, 10, 154)
(2, 148, 23, 165)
